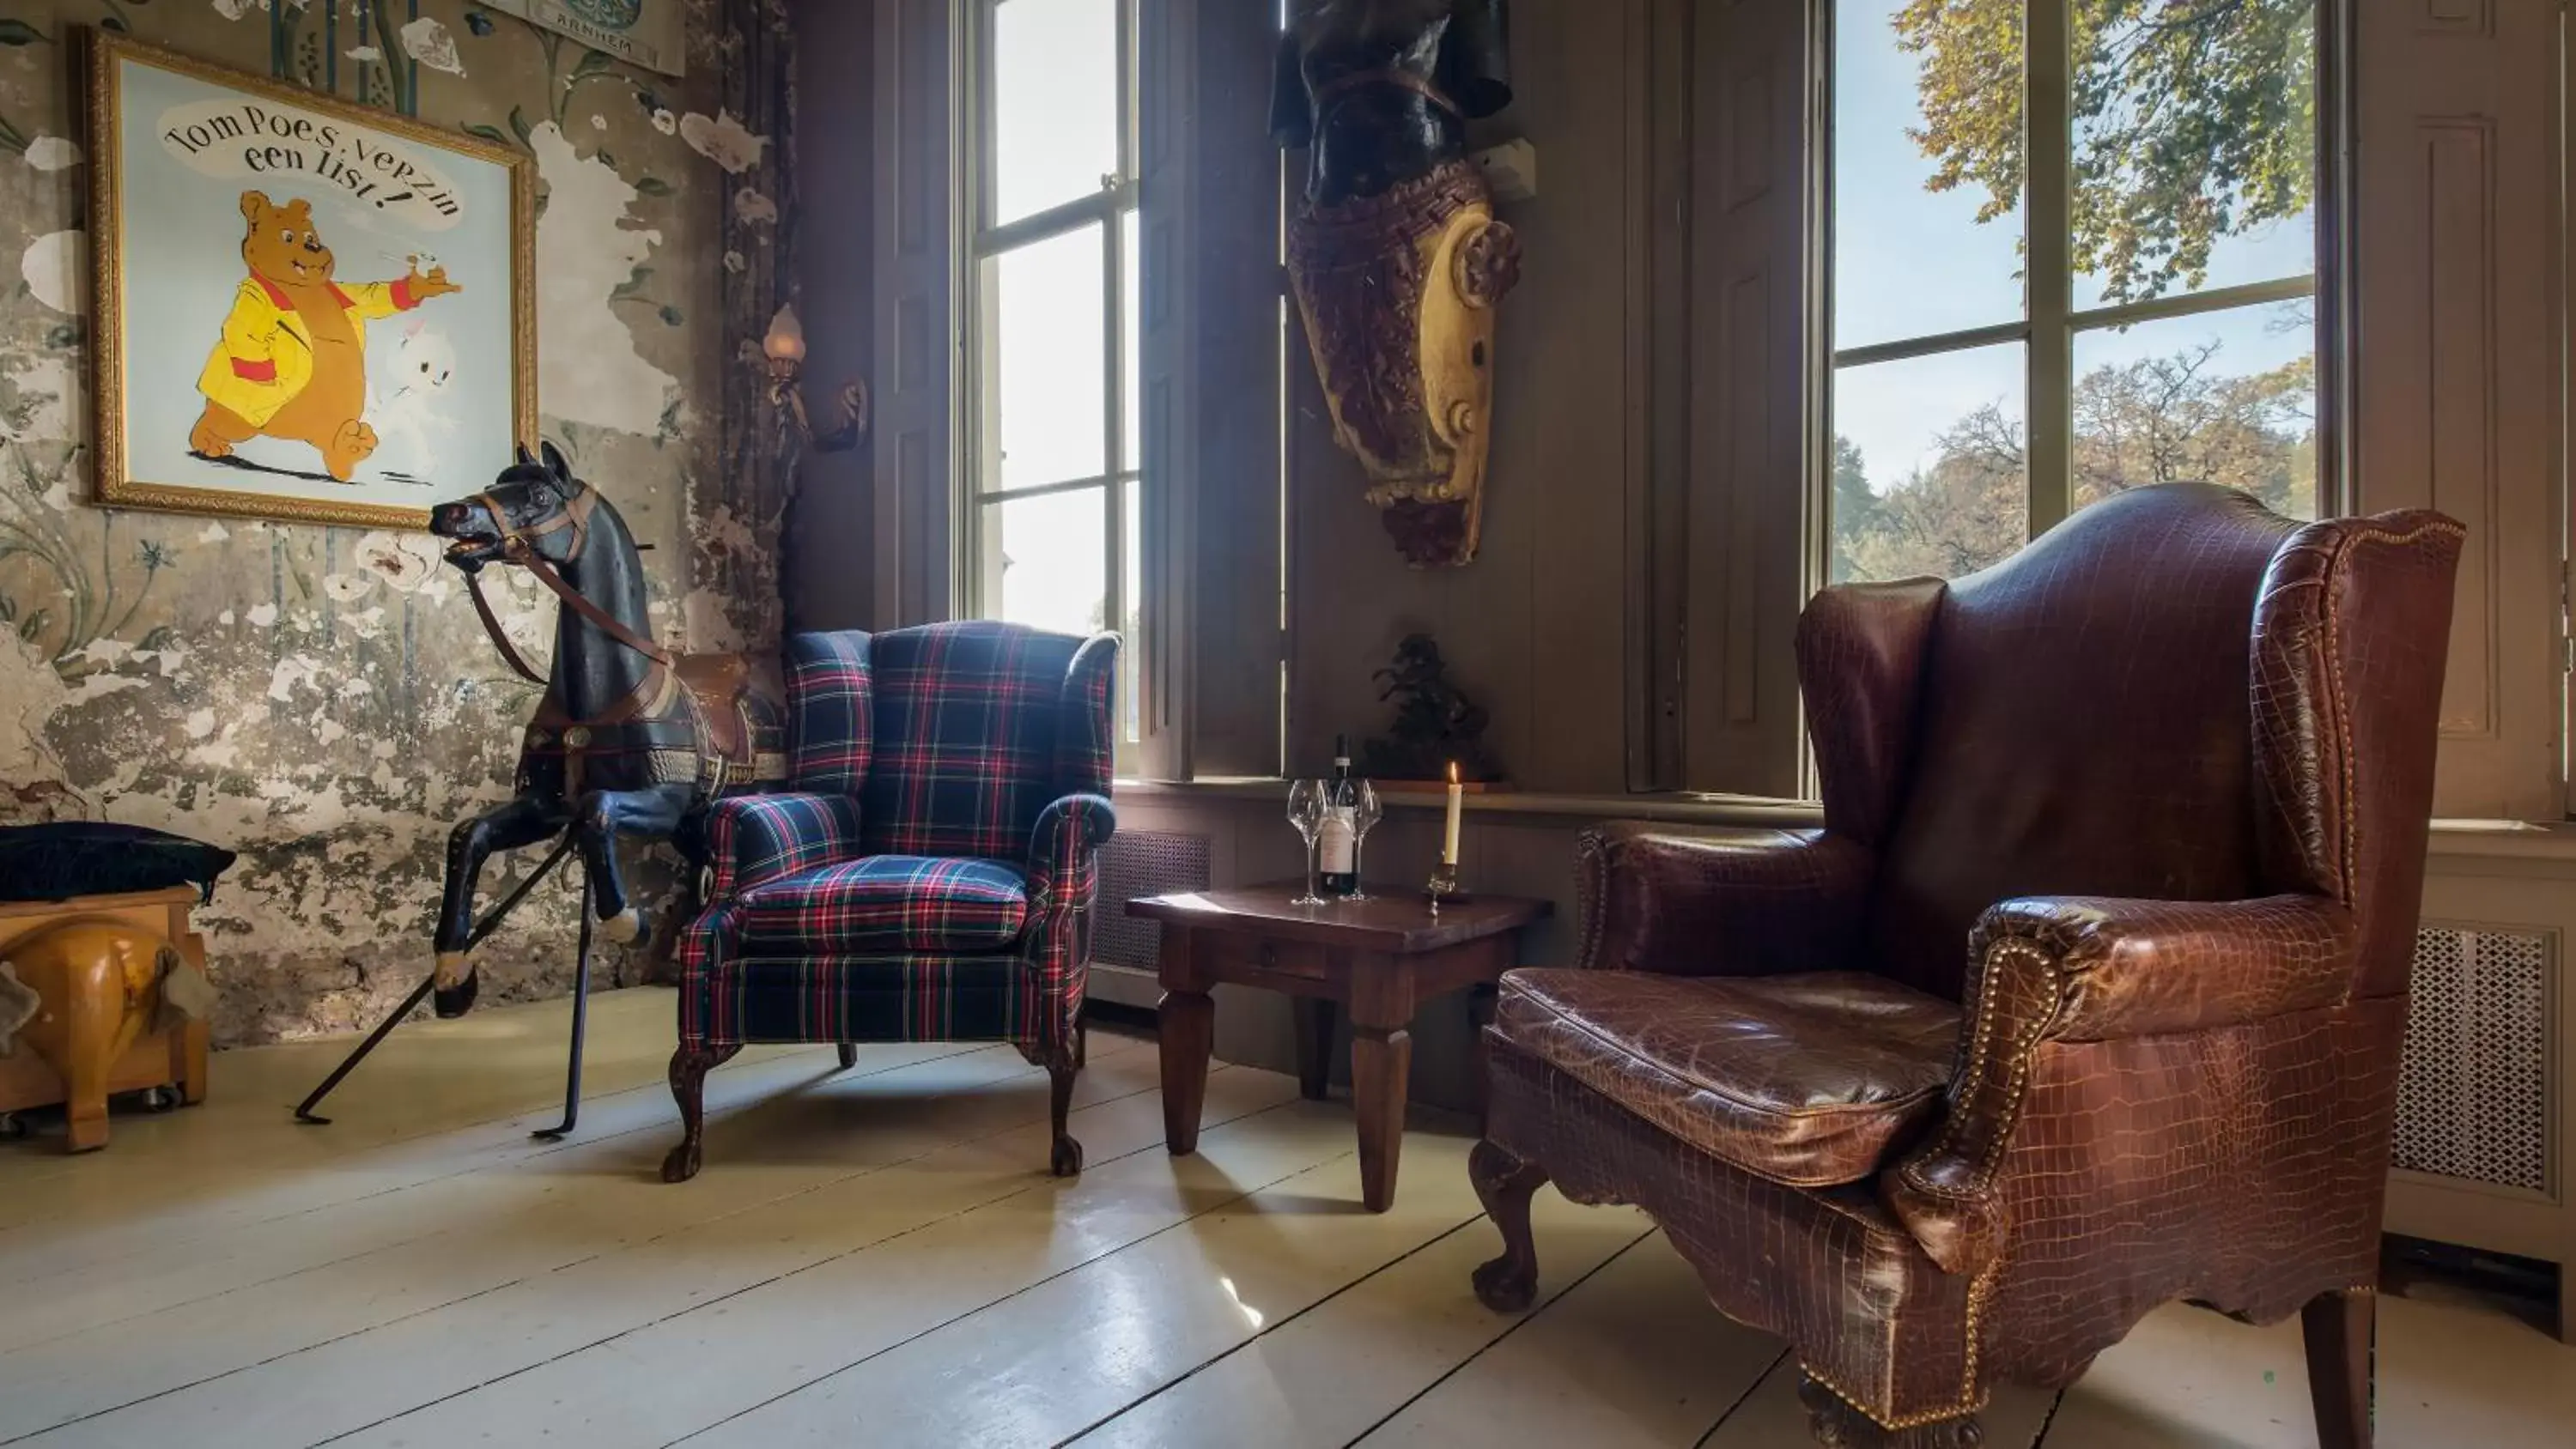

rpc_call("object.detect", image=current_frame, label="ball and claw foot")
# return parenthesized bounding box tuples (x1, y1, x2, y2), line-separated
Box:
(1467, 1139, 1546, 1313)
(1798, 1374, 1984, 1449)
(1472, 1253, 1538, 1313)
(1045, 1044, 1081, 1178)
(659, 1043, 731, 1185)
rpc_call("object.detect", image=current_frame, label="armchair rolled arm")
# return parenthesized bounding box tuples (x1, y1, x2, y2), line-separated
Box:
(702, 793, 864, 902)
(1027, 792, 1117, 913)
(1577, 824, 1874, 976)
(1885, 893, 2359, 1276)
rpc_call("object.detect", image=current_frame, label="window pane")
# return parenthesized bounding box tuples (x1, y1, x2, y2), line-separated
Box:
(2071, 1, 2316, 308)
(1831, 343, 2029, 583)
(1121, 481, 1140, 743)
(992, 0, 1121, 227)
(1833, 0, 2026, 351)
(984, 487, 1108, 635)
(1121, 208, 1141, 470)
(983, 225, 1107, 491)
(2072, 299, 2317, 521)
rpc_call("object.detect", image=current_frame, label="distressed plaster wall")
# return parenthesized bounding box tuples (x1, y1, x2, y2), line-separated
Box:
(0, 0, 793, 1045)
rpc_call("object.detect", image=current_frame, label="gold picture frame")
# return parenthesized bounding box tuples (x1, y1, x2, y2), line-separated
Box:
(84, 31, 537, 531)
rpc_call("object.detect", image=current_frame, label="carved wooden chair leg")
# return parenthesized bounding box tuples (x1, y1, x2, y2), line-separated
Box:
(836, 1043, 858, 1070)
(1048, 1041, 1084, 1178)
(1797, 1375, 1984, 1449)
(659, 1043, 738, 1184)
(2302, 1288, 2375, 1449)
(1468, 1139, 1548, 1311)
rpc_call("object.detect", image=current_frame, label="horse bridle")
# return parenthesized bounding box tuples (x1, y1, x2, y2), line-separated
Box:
(463, 481, 677, 691)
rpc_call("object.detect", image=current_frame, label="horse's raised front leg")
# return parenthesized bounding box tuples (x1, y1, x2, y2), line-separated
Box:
(573, 784, 697, 945)
(435, 793, 568, 1018)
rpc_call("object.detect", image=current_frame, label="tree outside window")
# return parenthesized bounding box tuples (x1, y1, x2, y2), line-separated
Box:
(1829, 0, 2319, 585)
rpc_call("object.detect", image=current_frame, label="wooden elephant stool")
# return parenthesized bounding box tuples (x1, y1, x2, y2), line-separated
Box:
(0, 888, 213, 1153)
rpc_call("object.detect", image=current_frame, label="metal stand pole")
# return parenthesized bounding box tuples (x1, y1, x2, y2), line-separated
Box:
(294, 836, 579, 1125)
(530, 873, 594, 1142)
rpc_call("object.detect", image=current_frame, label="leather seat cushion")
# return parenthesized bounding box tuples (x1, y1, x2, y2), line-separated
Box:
(1491, 968, 1961, 1188)
(736, 855, 1029, 954)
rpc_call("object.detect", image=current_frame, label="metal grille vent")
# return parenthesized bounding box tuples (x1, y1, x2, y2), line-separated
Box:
(2394, 926, 2551, 1192)
(1093, 831, 1212, 972)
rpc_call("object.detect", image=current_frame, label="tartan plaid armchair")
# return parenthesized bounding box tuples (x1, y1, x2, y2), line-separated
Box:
(660, 621, 1119, 1184)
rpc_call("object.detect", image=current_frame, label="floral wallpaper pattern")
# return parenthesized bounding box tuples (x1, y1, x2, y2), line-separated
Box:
(0, 0, 793, 1044)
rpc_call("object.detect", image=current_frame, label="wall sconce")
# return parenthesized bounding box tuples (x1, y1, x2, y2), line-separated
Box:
(761, 304, 869, 453)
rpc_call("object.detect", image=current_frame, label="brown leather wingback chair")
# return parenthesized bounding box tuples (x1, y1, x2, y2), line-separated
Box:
(1469, 485, 2463, 1449)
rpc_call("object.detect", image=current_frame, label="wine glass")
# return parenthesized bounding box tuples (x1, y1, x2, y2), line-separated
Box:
(1344, 779, 1384, 900)
(1286, 779, 1328, 906)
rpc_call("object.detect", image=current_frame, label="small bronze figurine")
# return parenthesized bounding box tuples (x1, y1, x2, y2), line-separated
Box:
(1275, 1, 1520, 568)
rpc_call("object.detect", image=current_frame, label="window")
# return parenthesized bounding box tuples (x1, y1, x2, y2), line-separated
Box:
(1826, 0, 2320, 585)
(965, 0, 1142, 743)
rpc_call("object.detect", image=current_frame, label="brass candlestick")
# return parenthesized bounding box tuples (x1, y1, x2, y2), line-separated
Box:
(1425, 860, 1462, 915)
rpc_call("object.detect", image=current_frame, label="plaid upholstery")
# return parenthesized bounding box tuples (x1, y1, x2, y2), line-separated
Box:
(1054, 635, 1119, 797)
(786, 632, 874, 794)
(696, 953, 1059, 1046)
(702, 793, 862, 900)
(860, 623, 1091, 862)
(1028, 793, 1115, 915)
(737, 856, 1029, 953)
(678, 622, 1119, 1054)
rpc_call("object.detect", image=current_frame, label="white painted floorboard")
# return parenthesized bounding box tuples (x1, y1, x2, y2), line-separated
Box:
(1, 986, 2567, 1449)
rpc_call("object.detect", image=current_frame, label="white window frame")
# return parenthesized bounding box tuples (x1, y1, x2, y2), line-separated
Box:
(1820, 0, 2329, 562)
(961, 0, 1144, 756)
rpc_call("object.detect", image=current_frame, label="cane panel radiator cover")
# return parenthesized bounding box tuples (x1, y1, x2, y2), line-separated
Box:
(2395, 925, 2553, 1194)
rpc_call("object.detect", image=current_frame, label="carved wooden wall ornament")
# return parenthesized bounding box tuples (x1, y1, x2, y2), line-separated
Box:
(1275, 1, 1518, 568)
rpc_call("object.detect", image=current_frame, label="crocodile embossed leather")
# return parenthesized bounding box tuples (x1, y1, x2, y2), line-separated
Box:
(1470, 484, 2464, 1449)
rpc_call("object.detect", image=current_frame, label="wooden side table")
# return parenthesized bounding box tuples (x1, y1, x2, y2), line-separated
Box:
(1128, 885, 1551, 1212)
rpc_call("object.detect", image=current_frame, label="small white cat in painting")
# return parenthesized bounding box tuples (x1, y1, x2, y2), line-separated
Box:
(367, 318, 457, 486)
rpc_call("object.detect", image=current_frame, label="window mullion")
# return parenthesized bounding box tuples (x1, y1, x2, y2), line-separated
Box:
(2025, 0, 2075, 539)
(973, 1, 999, 237)
(1833, 318, 2034, 372)
(1103, 186, 1127, 655)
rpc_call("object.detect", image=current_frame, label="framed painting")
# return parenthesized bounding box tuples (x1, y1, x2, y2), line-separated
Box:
(84, 32, 535, 530)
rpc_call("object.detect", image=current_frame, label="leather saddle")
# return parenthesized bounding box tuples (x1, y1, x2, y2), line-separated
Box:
(676, 653, 787, 787)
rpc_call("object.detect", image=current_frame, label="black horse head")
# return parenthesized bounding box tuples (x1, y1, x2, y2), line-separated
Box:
(431, 442, 590, 574)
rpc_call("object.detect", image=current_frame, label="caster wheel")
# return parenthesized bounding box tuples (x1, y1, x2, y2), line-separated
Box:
(1049, 1135, 1084, 1178)
(0, 1113, 24, 1142)
(141, 1087, 179, 1113)
(660, 1143, 702, 1184)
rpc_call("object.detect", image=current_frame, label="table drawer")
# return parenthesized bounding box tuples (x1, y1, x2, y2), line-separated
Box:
(1195, 928, 1334, 986)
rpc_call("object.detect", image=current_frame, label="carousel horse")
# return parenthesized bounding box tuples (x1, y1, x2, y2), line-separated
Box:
(425, 444, 786, 1020)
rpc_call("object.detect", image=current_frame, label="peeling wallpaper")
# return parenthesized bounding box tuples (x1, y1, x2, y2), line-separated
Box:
(0, 0, 794, 1045)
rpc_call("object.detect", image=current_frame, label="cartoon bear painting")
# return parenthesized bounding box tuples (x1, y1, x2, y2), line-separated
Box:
(189, 190, 464, 482)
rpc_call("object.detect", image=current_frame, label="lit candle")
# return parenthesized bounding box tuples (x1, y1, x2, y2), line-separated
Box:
(1443, 761, 1463, 866)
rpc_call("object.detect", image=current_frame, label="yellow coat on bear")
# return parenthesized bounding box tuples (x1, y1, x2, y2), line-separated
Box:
(194, 274, 417, 428)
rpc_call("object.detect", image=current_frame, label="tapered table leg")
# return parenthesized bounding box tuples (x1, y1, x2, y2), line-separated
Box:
(1158, 988, 1215, 1155)
(1351, 1024, 1413, 1212)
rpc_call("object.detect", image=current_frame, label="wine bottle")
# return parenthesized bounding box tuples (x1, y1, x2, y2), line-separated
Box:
(1319, 737, 1358, 897)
